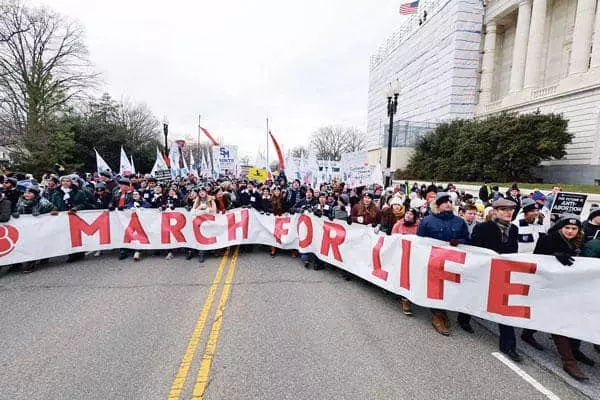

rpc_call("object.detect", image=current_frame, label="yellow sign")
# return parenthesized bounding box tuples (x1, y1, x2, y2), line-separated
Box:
(247, 168, 269, 183)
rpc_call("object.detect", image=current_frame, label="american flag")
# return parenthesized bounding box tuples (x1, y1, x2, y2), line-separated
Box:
(399, 1, 419, 15)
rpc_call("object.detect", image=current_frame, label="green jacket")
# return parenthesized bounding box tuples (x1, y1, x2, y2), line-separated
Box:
(51, 187, 87, 211)
(582, 239, 600, 258)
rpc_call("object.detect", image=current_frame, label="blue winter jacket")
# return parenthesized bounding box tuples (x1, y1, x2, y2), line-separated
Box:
(417, 211, 470, 244)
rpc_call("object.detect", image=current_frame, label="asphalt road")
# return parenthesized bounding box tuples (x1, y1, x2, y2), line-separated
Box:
(0, 248, 594, 400)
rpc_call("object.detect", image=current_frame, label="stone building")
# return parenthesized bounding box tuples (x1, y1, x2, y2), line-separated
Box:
(477, 0, 600, 183)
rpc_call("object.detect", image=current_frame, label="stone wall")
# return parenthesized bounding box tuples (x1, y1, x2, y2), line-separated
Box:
(366, 0, 484, 150)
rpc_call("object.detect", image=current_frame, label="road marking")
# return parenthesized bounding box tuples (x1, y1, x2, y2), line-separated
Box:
(492, 352, 561, 400)
(167, 249, 230, 400)
(192, 246, 240, 400)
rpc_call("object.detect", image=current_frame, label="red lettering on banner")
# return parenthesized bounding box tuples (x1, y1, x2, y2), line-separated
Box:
(123, 212, 150, 244)
(193, 214, 217, 245)
(69, 211, 111, 247)
(161, 212, 187, 244)
(400, 239, 411, 290)
(320, 221, 346, 262)
(427, 246, 465, 300)
(371, 236, 388, 281)
(297, 214, 313, 249)
(487, 259, 537, 318)
(274, 216, 291, 244)
(227, 209, 249, 241)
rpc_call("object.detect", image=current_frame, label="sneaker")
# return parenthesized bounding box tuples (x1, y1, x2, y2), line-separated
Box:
(185, 251, 194, 260)
(133, 251, 140, 261)
(165, 252, 174, 260)
(93, 251, 101, 257)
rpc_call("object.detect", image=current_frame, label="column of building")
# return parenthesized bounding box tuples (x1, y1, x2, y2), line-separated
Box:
(479, 22, 497, 105)
(509, 0, 532, 92)
(570, 0, 597, 74)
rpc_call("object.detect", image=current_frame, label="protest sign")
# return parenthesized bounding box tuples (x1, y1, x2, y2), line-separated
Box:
(2, 208, 600, 344)
(212, 146, 238, 175)
(550, 192, 587, 216)
(341, 151, 372, 188)
(154, 170, 172, 182)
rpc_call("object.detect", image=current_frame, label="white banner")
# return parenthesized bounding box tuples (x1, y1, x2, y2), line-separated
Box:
(1, 209, 599, 344)
(212, 146, 238, 175)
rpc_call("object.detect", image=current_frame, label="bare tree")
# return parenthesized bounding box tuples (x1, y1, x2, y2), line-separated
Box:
(309, 125, 366, 160)
(0, 0, 98, 148)
(118, 99, 161, 146)
(288, 145, 309, 158)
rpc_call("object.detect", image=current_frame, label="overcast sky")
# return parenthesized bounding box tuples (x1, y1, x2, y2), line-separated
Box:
(35, 0, 409, 158)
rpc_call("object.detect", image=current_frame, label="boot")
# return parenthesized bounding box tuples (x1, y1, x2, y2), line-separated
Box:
(270, 247, 276, 258)
(595, 344, 600, 354)
(573, 349, 595, 367)
(185, 251, 194, 260)
(198, 251, 205, 264)
(400, 298, 413, 316)
(553, 335, 589, 381)
(521, 330, 544, 351)
(432, 312, 450, 336)
(21, 262, 35, 274)
(313, 261, 325, 270)
(133, 251, 141, 261)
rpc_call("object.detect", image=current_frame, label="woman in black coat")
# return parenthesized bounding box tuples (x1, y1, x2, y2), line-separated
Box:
(521, 215, 592, 381)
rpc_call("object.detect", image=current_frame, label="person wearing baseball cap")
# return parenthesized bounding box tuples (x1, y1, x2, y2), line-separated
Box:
(417, 192, 470, 336)
(522, 214, 592, 381)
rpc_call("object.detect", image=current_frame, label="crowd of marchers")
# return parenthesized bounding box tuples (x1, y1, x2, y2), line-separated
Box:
(1, 171, 599, 381)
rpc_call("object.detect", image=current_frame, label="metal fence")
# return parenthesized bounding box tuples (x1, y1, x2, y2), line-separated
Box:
(380, 119, 440, 148)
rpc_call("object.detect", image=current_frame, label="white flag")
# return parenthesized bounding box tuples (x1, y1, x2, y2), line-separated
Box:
(190, 151, 198, 176)
(150, 147, 169, 177)
(168, 142, 181, 178)
(371, 163, 384, 186)
(130, 155, 136, 174)
(119, 147, 134, 176)
(94, 149, 111, 174)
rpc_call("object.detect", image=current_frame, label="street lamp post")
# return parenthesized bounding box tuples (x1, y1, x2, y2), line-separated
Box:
(385, 80, 400, 188)
(162, 116, 169, 154)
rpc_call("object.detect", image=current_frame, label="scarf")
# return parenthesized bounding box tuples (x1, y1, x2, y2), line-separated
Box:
(493, 217, 511, 244)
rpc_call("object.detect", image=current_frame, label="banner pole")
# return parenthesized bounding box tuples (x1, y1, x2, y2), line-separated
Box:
(266, 117, 269, 174)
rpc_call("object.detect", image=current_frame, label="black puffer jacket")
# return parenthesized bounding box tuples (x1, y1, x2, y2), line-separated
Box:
(0, 197, 11, 222)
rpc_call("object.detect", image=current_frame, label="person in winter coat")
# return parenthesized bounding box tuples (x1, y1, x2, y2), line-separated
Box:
(92, 182, 112, 210)
(582, 206, 600, 242)
(213, 187, 233, 214)
(461, 204, 479, 238)
(312, 192, 332, 219)
(126, 190, 151, 209)
(521, 215, 593, 381)
(0, 192, 11, 223)
(478, 178, 493, 205)
(51, 176, 87, 212)
(379, 196, 405, 235)
(470, 198, 523, 362)
(512, 198, 548, 253)
(293, 188, 318, 268)
(351, 192, 381, 226)
(148, 185, 166, 209)
(286, 179, 303, 211)
(42, 175, 59, 203)
(3, 177, 20, 213)
(417, 192, 470, 336)
(13, 186, 54, 273)
(189, 187, 217, 263)
(239, 181, 262, 211)
(392, 208, 420, 235)
(268, 186, 287, 258)
(331, 193, 351, 223)
(260, 187, 273, 214)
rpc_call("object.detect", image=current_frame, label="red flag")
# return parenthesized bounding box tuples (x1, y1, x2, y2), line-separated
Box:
(268, 130, 285, 170)
(200, 127, 219, 146)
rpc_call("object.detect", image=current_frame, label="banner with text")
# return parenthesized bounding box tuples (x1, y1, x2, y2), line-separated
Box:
(1, 209, 599, 344)
(212, 146, 238, 175)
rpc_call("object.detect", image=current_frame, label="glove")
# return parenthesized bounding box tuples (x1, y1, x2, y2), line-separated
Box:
(117, 206, 124, 211)
(32, 209, 40, 217)
(554, 252, 575, 266)
(11, 212, 19, 219)
(185, 205, 192, 212)
(50, 209, 59, 216)
(108, 205, 115, 211)
(328, 215, 334, 221)
(347, 217, 352, 225)
(449, 239, 460, 247)
(67, 208, 77, 215)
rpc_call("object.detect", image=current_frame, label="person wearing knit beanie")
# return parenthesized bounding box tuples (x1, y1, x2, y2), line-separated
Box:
(513, 198, 548, 253)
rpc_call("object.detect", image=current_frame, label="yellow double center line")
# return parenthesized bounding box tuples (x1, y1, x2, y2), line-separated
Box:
(168, 246, 240, 400)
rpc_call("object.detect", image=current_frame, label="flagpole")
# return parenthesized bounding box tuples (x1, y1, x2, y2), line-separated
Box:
(197, 114, 201, 173)
(266, 117, 269, 173)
